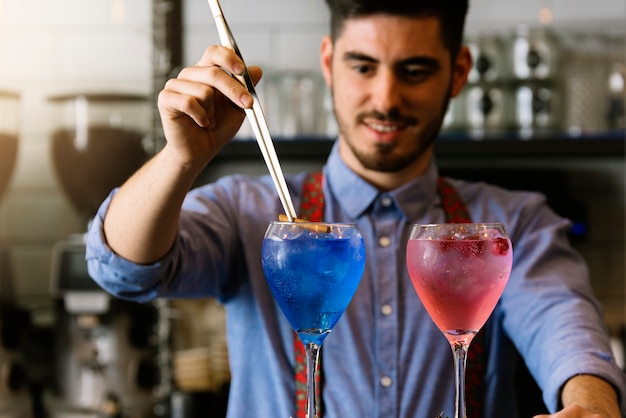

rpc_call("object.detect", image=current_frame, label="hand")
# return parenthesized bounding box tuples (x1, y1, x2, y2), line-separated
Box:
(157, 45, 262, 168)
(534, 404, 615, 418)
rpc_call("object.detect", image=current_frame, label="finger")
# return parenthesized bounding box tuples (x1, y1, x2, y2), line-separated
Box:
(158, 83, 212, 128)
(194, 46, 264, 106)
(177, 65, 253, 109)
(195, 45, 246, 78)
(247, 65, 263, 87)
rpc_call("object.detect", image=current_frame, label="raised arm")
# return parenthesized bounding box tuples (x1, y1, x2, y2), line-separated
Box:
(103, 46, 261, 264)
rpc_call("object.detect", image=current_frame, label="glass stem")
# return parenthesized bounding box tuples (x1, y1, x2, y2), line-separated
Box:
(452, 342, 468, 418)
(305, 342, 321, 418)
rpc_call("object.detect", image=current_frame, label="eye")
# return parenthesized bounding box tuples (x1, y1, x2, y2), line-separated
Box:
(352, 63, 374, 75)
(401, 66, 433, 82)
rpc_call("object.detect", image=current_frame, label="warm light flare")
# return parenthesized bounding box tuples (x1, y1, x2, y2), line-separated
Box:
(111, 0, 126, 24)
(539, 6, 554, 25)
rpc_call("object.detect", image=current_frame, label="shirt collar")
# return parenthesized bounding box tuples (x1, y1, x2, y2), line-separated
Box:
(391, 161, 439, 221)
(324, 142, 378, 219)
(323, 141, 440, 220)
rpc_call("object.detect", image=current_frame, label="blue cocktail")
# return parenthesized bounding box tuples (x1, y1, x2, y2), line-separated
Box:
(262, 221, 366, 418)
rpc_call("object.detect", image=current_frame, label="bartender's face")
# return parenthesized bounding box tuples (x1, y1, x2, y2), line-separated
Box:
(320, 14, 471, 187)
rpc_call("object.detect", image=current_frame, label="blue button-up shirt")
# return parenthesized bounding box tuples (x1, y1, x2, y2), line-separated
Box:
(86, 143, 625, 418)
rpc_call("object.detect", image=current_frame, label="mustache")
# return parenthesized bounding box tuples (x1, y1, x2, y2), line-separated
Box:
(357, 109, 418, 126)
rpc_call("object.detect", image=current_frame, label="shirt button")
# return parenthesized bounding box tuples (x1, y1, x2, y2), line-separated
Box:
(378, 236, 391, 248)
(380, 376, 393, 387)
(381, 197, 392, 207)
(381, 304, 393, 316)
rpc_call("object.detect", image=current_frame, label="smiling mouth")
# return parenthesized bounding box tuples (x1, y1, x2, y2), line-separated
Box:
(365, 121, 404, 133)
(359, 110, 417, 134)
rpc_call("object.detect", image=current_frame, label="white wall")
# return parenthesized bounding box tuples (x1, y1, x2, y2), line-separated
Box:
(182, 0, 625, 69)
(467, 0, 625, 28)
(0, 0, 623, 306)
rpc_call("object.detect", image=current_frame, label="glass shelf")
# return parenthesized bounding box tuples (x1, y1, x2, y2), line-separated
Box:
(215, 132, 624, 160)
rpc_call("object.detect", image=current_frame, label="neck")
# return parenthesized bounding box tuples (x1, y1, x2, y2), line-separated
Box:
(337, 139, 434, 192)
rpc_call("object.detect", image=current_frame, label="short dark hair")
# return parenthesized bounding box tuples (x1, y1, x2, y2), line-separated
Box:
(324, 0, 469, 59)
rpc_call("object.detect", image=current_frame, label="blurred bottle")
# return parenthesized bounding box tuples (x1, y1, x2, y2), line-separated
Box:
(605, 31, 625, 131)
(561, 32, 612, 136)
(509, 26, 563, 139)
(256, 70, 327, 140)
(458, 31, 514, 139)
(511, 25, 560, 81)
(467, 31, 509, 84)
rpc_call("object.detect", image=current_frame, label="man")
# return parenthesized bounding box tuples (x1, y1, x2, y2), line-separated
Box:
(86, 1, 625, 417)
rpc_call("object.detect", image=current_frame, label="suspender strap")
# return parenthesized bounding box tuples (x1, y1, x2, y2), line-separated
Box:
(294, 173, 485, 418)
(437, 177, 485, 418)
(298, 172, 325, 222)
(294, 172, 324, 418)
(437, 176, 472, 223)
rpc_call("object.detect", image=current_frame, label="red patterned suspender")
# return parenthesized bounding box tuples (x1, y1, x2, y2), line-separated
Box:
(437, 176, 485, 418)
(294, 172, 324, 418)
(293, 173, 485, 418)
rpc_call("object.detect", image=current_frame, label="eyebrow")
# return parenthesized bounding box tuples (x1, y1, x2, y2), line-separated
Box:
(343, 51, 441, 69)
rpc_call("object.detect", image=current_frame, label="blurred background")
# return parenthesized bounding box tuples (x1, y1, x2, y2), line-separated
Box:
(0, 0, 623, 417)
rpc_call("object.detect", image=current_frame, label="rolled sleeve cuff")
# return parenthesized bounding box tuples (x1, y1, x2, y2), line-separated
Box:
(544, 352, 626, 413)
(85, 192, 171, 302)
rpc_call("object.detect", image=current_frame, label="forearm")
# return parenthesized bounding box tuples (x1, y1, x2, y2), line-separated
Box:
(103, 146, 206, 264)
(102, 45, 260, 264)
(561, 374, 621, 417)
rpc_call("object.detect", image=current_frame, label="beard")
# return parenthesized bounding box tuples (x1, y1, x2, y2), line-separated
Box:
(332, 86, 452, 174)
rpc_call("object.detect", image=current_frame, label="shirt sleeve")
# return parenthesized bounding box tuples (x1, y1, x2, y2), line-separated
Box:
(85, 174, 286, 302)
(85, 181, 240, 301)
(498, 191, 625, 412)
(85, 190, 172, 302)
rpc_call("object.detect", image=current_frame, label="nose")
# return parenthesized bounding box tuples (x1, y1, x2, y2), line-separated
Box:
(369, 69, 403, 112)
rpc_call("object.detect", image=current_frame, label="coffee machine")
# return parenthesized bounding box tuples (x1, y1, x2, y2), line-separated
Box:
(47, 234, 160, 418)
(44, 93, 161, 418)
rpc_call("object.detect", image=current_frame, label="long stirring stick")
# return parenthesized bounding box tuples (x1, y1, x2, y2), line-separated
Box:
(207, 0, 298, 221)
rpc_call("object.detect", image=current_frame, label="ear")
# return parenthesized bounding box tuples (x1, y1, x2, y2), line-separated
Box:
(450, 46, 472, 98)
(320, 35, 333, 88)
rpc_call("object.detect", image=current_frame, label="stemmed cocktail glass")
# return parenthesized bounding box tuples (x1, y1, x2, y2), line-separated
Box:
(406, 223, 513, 418)
(262, 221, 366, 418)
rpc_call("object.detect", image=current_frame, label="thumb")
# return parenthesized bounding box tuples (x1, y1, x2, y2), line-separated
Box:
(247, 65, 263, 87)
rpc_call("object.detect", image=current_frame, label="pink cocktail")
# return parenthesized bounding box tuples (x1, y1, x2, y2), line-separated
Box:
(406, 223, 512, 418)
